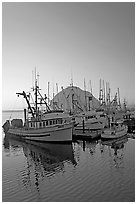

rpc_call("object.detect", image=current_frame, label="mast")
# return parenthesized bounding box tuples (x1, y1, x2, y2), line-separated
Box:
(103, 80, 105, 105)
(17, 69, 52, 118)
(48, 82, 50, 106)
(99, 79, 103, 105)
(117, 88, 121, 109)
(89, 80, 92, 96)
(37, 90, 51, 111)
(108, 82, 111, 104)
(89, 80, 93, 110)
(123, 98, 127, 112)
(35, 68, 38, 116)
(84, 78, 87, 111)
(56, 83, 59, 104)
(53, 83, 55, 110)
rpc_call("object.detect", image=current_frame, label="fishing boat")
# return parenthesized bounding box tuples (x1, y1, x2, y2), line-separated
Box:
(3, 71, 73, 143)
(73, 127, 101, 140)
(123, 111, 135, 133)
(74, 110, 108, 129)
(101, 119, 128, 140)
(72, 110, 107, 140)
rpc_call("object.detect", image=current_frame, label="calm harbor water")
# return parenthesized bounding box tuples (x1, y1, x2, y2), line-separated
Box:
(2, 111, 135, 202)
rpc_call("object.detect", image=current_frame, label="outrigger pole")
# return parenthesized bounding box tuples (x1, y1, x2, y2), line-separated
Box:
(16, 91, 35, 118)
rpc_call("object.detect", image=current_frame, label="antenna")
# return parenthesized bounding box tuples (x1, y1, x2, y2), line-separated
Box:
(106, 82, 107, 105)
(108, 82, 110, 104)
(89, 80, 92, 95)
(103, 80, 105, 105)
(37, 72, 40, 87)
(32, 70, 34, 90)
(70, 72, 73, 87)
(117, 88, 121, 109)
(99, 79, 101, 101)
(35, 67, 37, 82)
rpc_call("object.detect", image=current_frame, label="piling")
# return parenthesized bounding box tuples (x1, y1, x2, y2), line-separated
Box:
(83, 120, 85, 133)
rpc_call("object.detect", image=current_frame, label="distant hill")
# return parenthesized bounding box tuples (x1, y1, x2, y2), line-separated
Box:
(50, 86, 100, 113)
(2, 110, 24, 112)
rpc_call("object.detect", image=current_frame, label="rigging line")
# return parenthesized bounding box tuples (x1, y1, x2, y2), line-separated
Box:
(37, 90, 51, 111)
(30, 93, 35, 105)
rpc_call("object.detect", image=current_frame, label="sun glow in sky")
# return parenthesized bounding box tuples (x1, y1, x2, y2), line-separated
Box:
(2, 2, 135, 110)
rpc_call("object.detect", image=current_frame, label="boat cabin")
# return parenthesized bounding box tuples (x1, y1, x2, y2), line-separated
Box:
(26, 111, 71, 129)
(28, 118, 63, 129)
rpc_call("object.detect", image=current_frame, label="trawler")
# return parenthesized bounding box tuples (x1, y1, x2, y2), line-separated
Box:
(3, 71, 73, 143)
(73, 110, 107, 139)
(101, 117, 128, 140)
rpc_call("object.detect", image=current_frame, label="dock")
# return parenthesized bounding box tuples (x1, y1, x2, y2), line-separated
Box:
(72, 128, 101, 140)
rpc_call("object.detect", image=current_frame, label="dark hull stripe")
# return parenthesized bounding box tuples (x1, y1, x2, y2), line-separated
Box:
(24, 134, 50, 137)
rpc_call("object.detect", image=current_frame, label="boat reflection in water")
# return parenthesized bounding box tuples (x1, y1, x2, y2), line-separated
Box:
(3, 134, 77, 190)
(80, 140, 98, 154)
(101, 136, 128, 150)
(100, 136, 128, 168)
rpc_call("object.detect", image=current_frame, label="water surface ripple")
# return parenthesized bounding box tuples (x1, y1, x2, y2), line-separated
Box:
(2, 134, 135, 202)
(2, 110, 135, 202)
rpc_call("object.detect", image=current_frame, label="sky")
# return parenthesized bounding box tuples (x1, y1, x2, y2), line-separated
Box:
(2, 2, 135, 110)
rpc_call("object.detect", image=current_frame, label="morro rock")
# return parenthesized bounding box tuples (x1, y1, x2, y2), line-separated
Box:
(50, 86, 100, 113)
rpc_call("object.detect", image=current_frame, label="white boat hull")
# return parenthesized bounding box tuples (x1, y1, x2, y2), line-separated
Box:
(7, 123, 73, 142)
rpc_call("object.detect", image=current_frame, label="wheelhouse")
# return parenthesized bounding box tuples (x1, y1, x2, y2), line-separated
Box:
(28, 118, 63, 129)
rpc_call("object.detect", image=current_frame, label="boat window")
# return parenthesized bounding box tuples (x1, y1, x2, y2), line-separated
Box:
(46, 121, 48, 126)
(58, 119, 63, 124)
(40, 122, 42, 127)
(43, 121, 45, 127)
(100, 114, 105, 117)
(50, 120, 52, 125)
(53, 120, 55, 125)
(88, 116, 94, 119)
